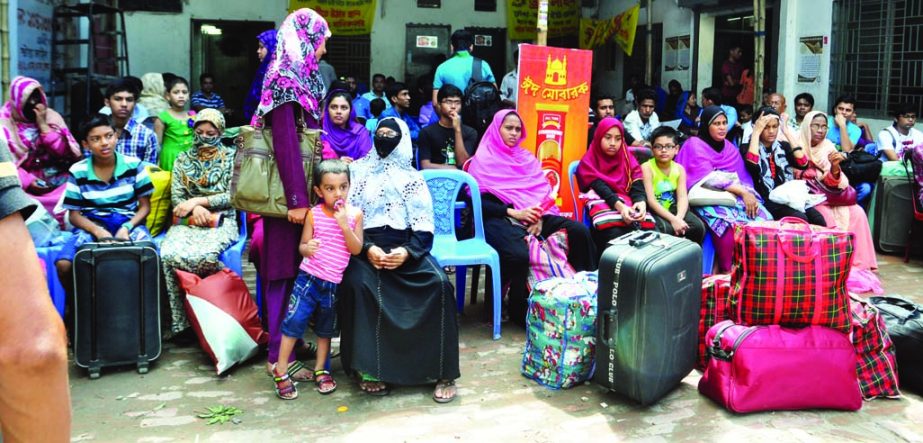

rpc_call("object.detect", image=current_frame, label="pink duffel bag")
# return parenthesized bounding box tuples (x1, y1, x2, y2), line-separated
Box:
(699, 320, 862, 413)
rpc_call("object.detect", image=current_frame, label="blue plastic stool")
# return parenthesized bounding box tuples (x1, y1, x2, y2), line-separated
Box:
(702, 234, 716, 275)
(36, 242, 68, 318)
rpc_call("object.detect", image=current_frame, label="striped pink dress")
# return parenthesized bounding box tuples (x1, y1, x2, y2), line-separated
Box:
(299, 204, 356, 284)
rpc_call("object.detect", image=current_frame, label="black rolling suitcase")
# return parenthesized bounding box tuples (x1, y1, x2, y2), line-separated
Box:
(870, 296, 923, 394)
(594, 231, 702, 405)
(872, 175, 913, 254)
(73, 240, 161, 378)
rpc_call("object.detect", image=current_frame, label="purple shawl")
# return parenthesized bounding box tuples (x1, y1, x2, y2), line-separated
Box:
(675, 135, 755, 190)
(243, 30, 277, 121)
(320, 92, 372, 160)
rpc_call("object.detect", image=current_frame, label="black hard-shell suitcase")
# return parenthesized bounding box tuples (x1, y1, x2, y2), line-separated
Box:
(594, 231, 702, 405)
(869, 296, 923, 394)
(872, 175, 913, 254)
(73, 240, 161, 378)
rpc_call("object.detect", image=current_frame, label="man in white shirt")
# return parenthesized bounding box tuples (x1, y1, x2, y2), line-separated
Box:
(877, 103, 922, 161)
(622, 89, 660, 146)
(499, 50, 519, 106)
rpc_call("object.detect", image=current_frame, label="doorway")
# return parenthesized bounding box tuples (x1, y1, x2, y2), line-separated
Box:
(191, 19, 275, 127)
(621, 23, 664, 93)
(711, 9, 775, 105)
(464, 27, 507, 78)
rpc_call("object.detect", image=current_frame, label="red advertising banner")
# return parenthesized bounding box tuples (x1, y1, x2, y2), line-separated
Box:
(517, 44, 592, 219)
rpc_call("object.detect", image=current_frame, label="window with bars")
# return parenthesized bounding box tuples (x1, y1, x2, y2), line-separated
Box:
(831, 0, 923, 116)
(475, 0, 497, 11)
(417, 0, 441, 8)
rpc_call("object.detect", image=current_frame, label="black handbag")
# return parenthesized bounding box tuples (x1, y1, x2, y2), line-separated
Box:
(841, 148, 883, 184)
(869, 296, 923, 393)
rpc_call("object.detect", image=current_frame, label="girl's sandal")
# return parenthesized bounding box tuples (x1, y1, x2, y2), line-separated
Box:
(314, 370, 337, 395)
(433, 379, 457, 404)
(272, 367, 298, 400)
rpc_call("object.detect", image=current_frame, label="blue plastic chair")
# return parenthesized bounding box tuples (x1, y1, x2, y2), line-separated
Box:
(567, 160, 592, 227)
(219, 211, 248, 276)
(422, 169, 502, 340)
(35, 240, 68, 318)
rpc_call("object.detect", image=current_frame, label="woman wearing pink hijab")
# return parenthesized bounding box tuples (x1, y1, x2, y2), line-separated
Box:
(467, 110, 595, 324)
(0, 76, 82, 224)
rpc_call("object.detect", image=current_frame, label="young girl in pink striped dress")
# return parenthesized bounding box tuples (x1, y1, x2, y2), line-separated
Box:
(272, 159, 364, 400)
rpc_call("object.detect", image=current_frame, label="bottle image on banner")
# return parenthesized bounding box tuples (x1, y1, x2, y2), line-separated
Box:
(535, 104, 569, 206)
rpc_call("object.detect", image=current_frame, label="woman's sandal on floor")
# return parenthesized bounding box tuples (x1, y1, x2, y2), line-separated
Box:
(272, 367, 298, 400)
(267, 361, 314, 383)
(433, 379, 457, 404)
(358, 372, 390, 396)
(314, 370, 337, 395)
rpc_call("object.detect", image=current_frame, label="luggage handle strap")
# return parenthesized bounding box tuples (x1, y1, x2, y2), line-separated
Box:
(776, 232, 818, 263)
(707, 323, 738, 361)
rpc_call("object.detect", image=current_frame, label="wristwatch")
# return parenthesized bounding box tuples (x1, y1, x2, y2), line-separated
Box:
(121, 222, 134, 231)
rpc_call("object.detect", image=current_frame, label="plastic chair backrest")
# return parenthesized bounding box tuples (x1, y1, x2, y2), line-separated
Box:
(421, 170, 485, 241)
(905, 150, 923, 218)
(567, 160, 581, 221)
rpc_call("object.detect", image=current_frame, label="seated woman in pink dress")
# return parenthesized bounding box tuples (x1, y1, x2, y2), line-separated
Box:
(798, 110, 882, 294)
(0, 76, 82, 225)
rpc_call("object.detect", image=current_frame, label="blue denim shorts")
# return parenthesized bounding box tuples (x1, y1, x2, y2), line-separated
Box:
(280, 271, 338, 339)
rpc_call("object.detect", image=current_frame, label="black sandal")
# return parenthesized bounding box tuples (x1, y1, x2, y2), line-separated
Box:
(433, 379, 457, 404)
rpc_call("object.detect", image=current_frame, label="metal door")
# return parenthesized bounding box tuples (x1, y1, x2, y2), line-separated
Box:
(404, 24, 451, 89)
(464, 27, 508, 80)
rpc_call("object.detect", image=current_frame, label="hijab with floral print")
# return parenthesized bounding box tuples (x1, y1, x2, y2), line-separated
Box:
(252, 8, 330, 125)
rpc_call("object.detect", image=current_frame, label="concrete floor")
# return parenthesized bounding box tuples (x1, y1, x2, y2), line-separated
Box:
(69, 253, 923, 442)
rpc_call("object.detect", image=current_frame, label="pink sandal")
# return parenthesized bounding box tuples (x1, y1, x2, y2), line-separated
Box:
(272, 366, 298, 400)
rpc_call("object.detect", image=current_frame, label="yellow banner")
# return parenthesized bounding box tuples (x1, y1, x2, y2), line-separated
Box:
(507, 0, 580, 41)
(288, 0, 377, 36)
(578, 3, 640, 56)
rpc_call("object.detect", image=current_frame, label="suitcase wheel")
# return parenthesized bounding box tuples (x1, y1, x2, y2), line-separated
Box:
(88, 367, 101, 380)
(137, 362, 149, 374)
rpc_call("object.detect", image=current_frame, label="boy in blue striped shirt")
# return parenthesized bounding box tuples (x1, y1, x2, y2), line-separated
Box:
(55, 114, 154, 292)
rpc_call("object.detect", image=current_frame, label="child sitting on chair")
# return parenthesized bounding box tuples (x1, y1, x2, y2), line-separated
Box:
(272, 159, 364, 400)
(641, 126, 706, 244)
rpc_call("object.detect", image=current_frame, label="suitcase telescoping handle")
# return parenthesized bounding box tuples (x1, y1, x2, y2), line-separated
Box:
(627, 230, 659, 247)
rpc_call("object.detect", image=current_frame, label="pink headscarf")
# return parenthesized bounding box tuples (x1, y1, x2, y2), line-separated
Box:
(252, 8, 331, 125)
(576, 117, 641, 202)
(0, 76, 80, 162)
(467, 110, 559, 215)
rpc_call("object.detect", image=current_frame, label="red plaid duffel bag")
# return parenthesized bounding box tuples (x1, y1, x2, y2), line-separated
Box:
(850, 295, 901, 400)
(698, 274, 732, 370)
(729, 217, 854, 332)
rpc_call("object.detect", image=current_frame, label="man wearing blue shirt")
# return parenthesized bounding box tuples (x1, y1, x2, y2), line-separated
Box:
(381, 82, 421, 141)
(432, 29, 496, 107)
(360, 73, 391, 114)
(826, 95, 862, 153)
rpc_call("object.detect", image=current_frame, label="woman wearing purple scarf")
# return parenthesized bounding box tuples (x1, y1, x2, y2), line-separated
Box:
(243, 30, 277, 122)
(675, 106, 772, 273)
(252, 8, 330, 382)
(321, 90, 372, 162)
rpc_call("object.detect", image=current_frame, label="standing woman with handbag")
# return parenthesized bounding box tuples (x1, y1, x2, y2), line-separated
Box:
(798, 111, 881, 293)
(251, 8, 330, 381)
